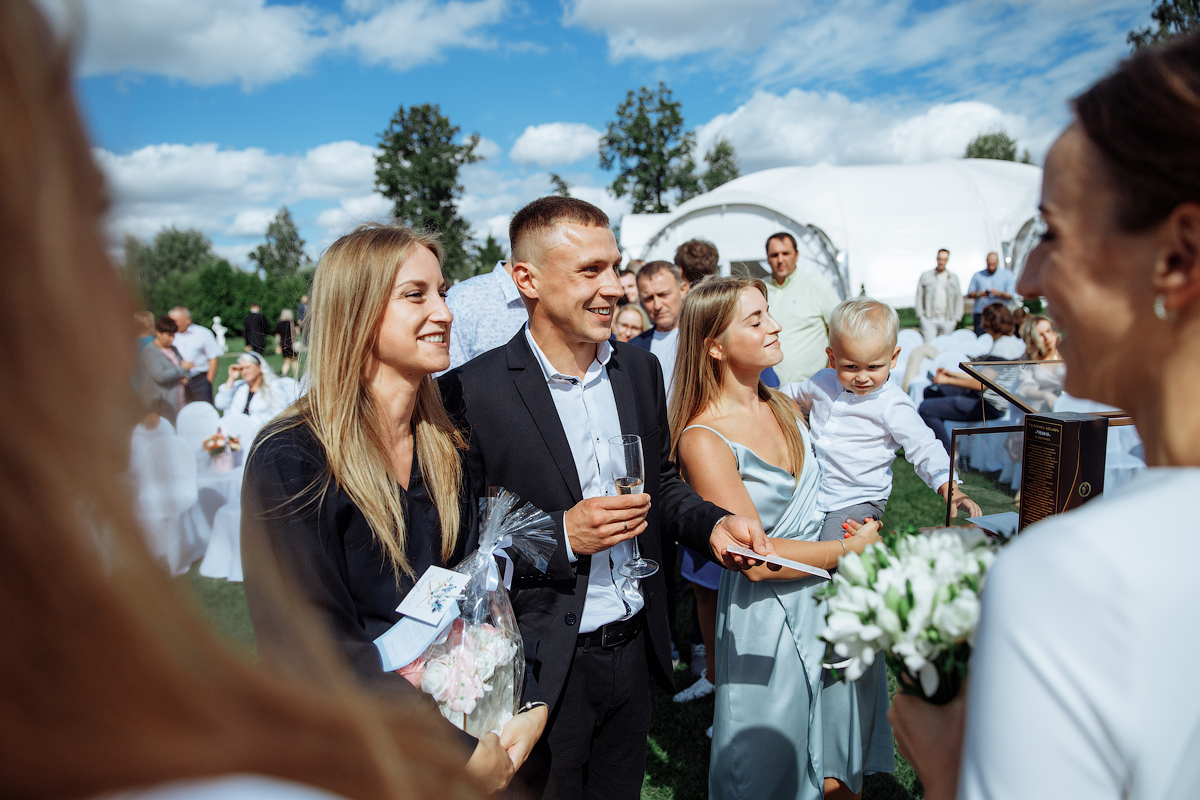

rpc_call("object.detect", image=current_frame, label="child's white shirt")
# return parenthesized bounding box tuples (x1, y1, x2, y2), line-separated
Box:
(787, 369, 951, 512)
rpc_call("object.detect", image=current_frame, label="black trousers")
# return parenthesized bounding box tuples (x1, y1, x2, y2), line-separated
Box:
(519, 626, 652, 800)
(183, 374, 213, 404)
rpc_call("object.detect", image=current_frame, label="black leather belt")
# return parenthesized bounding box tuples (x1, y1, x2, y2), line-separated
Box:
(576, 611, 644, 649)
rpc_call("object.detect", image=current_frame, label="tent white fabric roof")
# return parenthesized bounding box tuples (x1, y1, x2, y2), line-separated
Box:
(619, 159, 1042, 308)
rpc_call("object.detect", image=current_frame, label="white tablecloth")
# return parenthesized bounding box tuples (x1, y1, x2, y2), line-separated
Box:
(197, 464, 244, 582)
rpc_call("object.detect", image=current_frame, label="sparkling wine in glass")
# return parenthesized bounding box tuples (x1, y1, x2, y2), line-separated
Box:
(610, 434, 658, 578)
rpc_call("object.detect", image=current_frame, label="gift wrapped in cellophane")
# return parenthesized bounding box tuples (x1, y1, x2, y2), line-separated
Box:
(401, 489, 555, 736)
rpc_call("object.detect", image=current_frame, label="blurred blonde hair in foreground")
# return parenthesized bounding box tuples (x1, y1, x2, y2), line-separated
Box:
(0, 2, 484, 798)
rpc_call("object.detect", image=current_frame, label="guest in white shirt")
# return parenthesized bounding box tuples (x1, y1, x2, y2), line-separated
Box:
(789, 298, 980, 798)
(628, 260, 688, 398)
(445, 260, 529, 369)
(888, 33, 1200, 800)
(214, 352, 299, 428)
(915, 249, 965, 343)
(167, 306, 223, 404)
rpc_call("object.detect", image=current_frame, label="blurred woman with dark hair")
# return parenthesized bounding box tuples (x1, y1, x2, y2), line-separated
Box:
(890, 32, 1200, 800)
(0, 1, 496, 797)
(137, 315, 193, 425)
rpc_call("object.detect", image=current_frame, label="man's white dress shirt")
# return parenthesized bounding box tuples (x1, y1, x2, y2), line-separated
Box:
(524, 327, 643, 633)
(649, 327, 680, 399)
(172, 324, 222, 379)
(790, 369, 951, 511)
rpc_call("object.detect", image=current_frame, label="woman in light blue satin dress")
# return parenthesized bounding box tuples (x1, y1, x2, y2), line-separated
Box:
(667, 277, 884, 800)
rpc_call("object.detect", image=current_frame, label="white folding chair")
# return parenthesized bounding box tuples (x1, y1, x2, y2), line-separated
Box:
(950, 328, 979, 352)
(176, 401, 221, 453)
(897, 329, 924, 355)
(133, 435, 208, 576)
(217, 411, 261, 460)
(931, 333, 956, 352)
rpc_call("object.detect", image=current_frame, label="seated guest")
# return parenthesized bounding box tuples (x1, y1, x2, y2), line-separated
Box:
(137, 315, 193, 426)
(917, 302, 1025, 449)
(214, 351, 299, 427)
(613, 304, 650, 342)
(0, 4, 493, 797)
(242, 224, 546, 791)
(1013, 314, 1064, 413)
(889, 32, 1200, 800)
(675, 238, 720, 286)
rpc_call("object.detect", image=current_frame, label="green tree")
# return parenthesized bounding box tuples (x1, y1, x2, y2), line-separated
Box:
(599, 82, 699, 213)
(701, 137, 740, 192)
(123, 227, 217, 314)
(375, 103, 481, 282)
(470, 234, 508, 276)
(965, 130, 1031, 163)
(549, 173, 571, 197)
(1129, 0, 1198, 49)
(249, 206, 311, 279)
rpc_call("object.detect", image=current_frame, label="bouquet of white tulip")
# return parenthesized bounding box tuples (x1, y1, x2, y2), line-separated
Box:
(818, 524, 999, 705)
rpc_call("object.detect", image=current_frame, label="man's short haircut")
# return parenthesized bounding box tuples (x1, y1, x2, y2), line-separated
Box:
(509, 196, 610, 263)
(766, 232, 797, 252)
(637, 260, 683, 286)
(169, 306, 190, 318)
(250, 303, 260, 310)
(674, 239, 719, 285)
(155, 316, 178, 335)
(937, 248, 950, 256)
(829, 298, 899, 350)
(626, 259, 646, 273)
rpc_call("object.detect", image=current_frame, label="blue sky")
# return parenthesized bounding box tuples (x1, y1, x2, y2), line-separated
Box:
(47, 0, 1152, 266)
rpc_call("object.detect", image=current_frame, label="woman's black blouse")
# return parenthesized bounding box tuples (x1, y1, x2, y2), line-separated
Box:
(241, 421, 479, 689)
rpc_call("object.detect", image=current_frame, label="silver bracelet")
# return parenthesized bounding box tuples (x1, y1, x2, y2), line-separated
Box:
(838, 539, 847, 558)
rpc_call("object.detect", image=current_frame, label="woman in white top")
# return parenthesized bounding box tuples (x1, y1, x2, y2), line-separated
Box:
(889, 33, 1200, 800)
(215, 352, 298, 426)
(1012, 314, 1064, 413)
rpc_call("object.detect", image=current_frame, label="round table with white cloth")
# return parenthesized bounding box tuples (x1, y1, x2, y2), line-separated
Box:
(196, 462, 245, 582)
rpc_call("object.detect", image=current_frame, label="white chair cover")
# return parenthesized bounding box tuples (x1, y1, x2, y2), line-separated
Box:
(176, 402, 221, 452)
(133, 435, 207, 576)
(897, 328, 924, 355)
(950, 328, 979, 351)
(199, 503, 243, 582)
(931, 333, 956, 352)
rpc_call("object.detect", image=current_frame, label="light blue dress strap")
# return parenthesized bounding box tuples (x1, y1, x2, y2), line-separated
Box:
(680, 424, 740, 469)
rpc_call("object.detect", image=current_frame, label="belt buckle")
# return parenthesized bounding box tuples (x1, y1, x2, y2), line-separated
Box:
(600, 618, 635, 649)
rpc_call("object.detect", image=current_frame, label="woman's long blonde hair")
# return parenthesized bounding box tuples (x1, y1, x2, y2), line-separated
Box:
(272, 223, 465, 577)
(668, 276, 806, 479)
(0, 2, 481, 798)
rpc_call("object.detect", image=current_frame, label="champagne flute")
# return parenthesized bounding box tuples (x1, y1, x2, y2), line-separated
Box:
(609, 434, 658, 578)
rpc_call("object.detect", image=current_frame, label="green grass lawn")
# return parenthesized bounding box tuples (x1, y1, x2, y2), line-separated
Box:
(176, 421, 947, 798)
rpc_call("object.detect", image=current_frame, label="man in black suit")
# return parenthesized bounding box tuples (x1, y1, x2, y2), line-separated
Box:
(440, 197, 772, 800)
(243, 303, 268, 355)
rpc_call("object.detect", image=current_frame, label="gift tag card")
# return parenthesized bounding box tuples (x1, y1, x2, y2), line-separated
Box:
(726, 545, 831, 580)
(375, 602, 459, 673)
(396, 565, 469, 625)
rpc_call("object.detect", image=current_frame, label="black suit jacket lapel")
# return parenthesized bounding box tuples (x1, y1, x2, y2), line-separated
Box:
(606, 350, 639, 437)
(508, 336, 584, 506)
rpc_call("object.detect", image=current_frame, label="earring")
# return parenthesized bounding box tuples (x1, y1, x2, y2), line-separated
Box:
(1154, 295, 1169, 320)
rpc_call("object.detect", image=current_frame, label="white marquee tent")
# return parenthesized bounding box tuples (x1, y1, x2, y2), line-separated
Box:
(619, 159, 1043, 309)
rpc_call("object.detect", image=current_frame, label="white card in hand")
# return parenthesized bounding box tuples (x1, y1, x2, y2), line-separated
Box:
(375, 602, 458, 672)
(726, 545, 831, 580)
(395, 565, 469, 625)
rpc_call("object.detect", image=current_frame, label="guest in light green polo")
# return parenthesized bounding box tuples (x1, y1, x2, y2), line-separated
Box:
(763, 232, 841, 384)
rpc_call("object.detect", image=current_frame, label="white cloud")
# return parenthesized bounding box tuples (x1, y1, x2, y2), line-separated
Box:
(474, 137, 502, 160)
(695, 89, 1036, 172)
(40, 0, 510, 88)
(95, 140, 393, 262)
(340, 0, 506, 71)
(509, 123, 603, 168)
(564, 0, 1144, 135)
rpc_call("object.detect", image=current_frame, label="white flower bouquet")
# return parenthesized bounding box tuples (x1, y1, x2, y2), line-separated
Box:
(401, 489, 556, 736)
(818, 524, 999, 705)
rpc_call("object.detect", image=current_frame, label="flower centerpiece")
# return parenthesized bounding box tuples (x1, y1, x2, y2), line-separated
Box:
(818, 524, 999, 705)
(202, 432, 241, 472)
